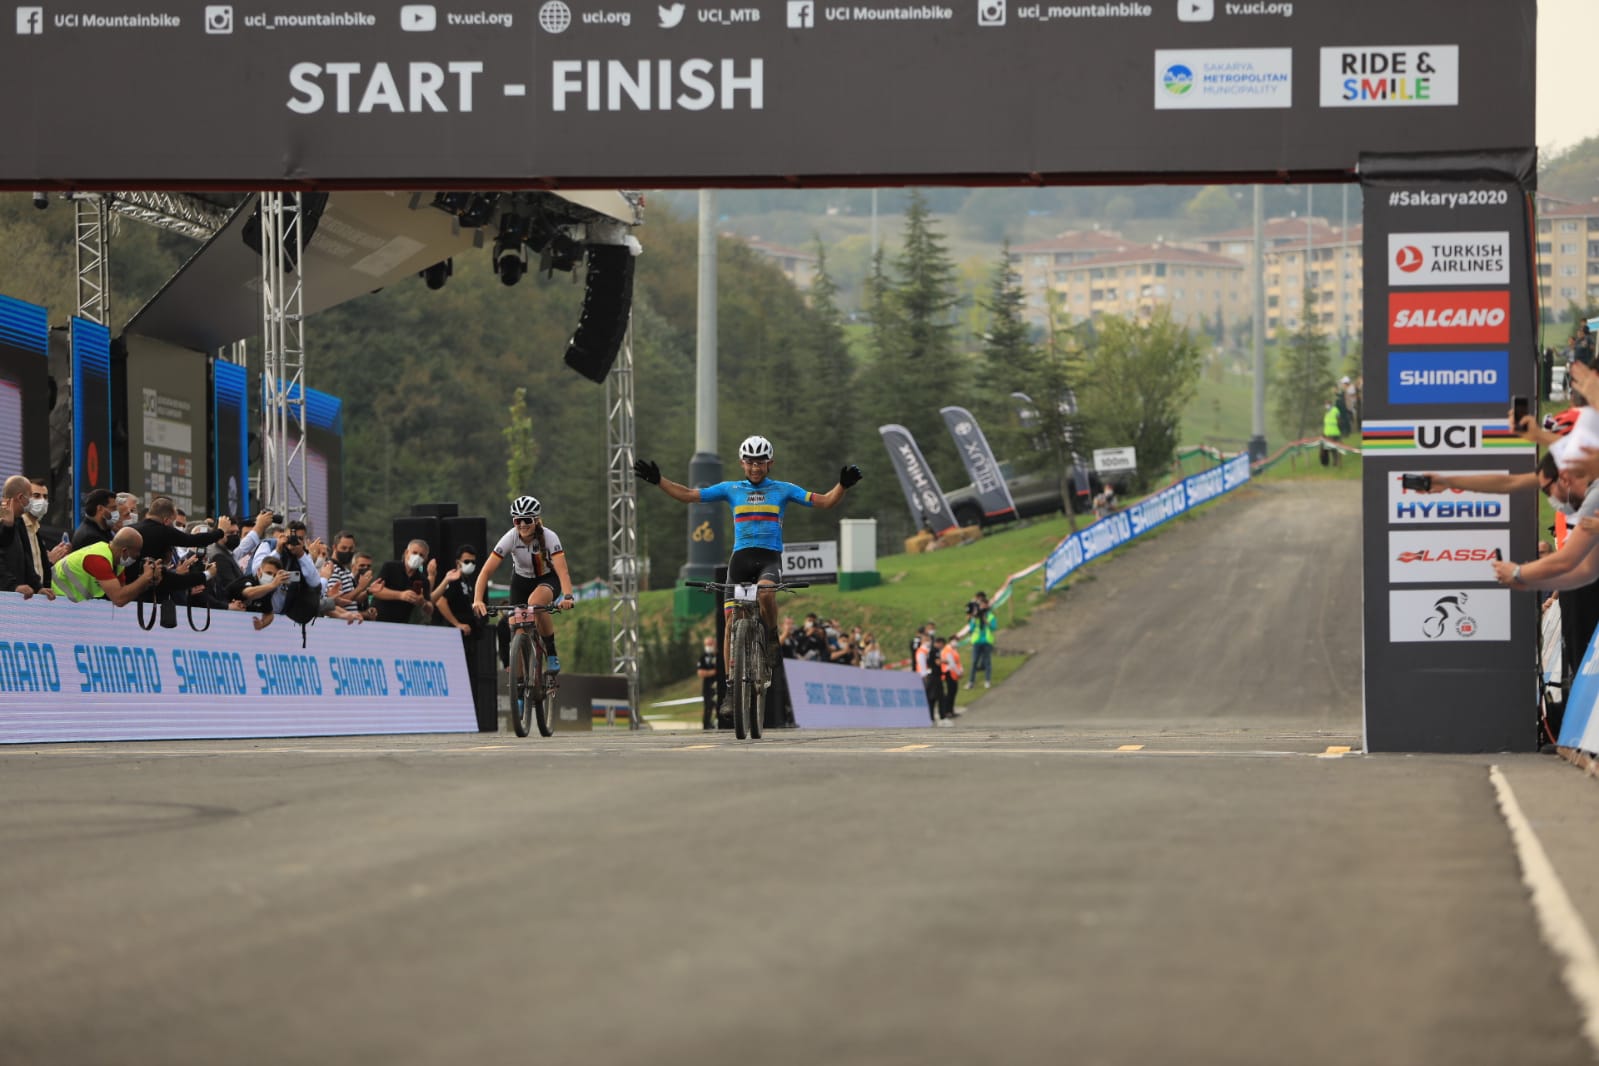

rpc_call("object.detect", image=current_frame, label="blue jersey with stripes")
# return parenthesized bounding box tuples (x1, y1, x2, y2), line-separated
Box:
(700, 478, 815, 552)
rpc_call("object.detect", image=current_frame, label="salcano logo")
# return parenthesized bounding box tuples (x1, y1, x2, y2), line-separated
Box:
(1388, 350, 1508, 405)
(1388, 291, 1510, 345)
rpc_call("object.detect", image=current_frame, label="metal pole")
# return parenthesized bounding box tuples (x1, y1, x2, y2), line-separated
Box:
(607, 322, 642, 728)
(681, 190, 723, 584)
(1248, 185, 1267, 463)
(1340, 183, 1350, 360)
(870, 188, 879, 260)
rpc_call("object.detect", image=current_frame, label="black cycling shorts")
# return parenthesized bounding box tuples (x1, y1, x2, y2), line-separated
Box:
(511, 570, 560, 605)
(727, 547, 783, 585)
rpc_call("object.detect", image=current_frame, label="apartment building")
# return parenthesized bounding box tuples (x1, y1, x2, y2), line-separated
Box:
(735, 236, 819, 292)
(1535, 195, 1599, 317)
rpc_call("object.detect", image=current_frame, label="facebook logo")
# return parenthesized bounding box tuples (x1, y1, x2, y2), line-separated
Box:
(786, 0, 813, 27)
(16, 6, 43, 33)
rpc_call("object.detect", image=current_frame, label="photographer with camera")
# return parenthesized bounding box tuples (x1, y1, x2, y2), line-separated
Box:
(232, 509, 282, 574)
(50, 527, 164, 605)
(964, 591, 998, 690)
(132, 497, 225, 605)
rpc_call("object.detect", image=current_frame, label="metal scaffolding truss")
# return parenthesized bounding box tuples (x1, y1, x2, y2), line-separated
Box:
(73, 194, 110, 325)
(606, 323, 642, 728)
(258, 192, 308, 521)
(105, 191, 231, 241)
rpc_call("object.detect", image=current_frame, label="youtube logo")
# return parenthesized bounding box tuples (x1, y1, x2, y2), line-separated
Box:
(1178, 0, 1212, 20)
(401, 4, 436, 30)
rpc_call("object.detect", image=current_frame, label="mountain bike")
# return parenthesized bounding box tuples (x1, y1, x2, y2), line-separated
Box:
(686, 579, 807, 740)
(486, 604, 559, 737)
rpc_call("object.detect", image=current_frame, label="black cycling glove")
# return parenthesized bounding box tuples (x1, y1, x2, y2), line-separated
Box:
(633, 458, 661, 485)
(839, 464, 863, 489)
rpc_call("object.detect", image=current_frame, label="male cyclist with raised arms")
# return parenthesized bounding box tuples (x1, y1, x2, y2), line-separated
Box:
(472, 495, 575, 673)
(634, 435, 862, 670)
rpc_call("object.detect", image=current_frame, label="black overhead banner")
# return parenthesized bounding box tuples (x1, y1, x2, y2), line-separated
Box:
(1359, 152, 1538, 753)
(0, 0, 1533, 187)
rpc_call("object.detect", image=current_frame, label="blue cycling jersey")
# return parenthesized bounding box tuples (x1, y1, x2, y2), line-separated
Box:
(699, 478, 815, 552)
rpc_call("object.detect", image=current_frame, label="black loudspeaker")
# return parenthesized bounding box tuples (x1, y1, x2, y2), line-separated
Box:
(563, 244, 636, 383)
(391, 515, 442, 566)
(469, 634, 499, 732)
(441, 515, 488, 566)
(411, 502, 459, 519)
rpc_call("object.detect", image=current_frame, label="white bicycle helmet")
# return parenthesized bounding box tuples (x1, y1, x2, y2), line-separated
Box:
(510, 494, 542, 519)
(738, 435, 774, 461)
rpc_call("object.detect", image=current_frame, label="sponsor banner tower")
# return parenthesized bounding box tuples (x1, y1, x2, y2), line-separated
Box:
(1360, 152, 1537, 751)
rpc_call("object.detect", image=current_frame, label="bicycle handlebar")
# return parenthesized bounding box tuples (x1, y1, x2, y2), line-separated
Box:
(683, 580, 809, 592)
(481, 603, 558, 614)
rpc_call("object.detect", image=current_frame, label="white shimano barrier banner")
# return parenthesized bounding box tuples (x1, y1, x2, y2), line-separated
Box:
(0, 592, 475, 743)
(1046, 454, 1251, 590)
(783, 658, 931, 729)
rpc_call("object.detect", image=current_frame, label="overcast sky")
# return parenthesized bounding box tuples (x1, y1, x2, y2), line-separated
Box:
(1539, 0, 1599, 154)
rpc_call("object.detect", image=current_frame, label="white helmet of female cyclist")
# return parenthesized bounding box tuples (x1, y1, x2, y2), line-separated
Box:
(509, 494, 542, 519)
(738, 435, 774, 461)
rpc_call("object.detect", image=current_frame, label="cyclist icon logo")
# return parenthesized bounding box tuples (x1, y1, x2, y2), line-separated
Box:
(692, 520, 715, 543)
(1422, 593, 1477, 640)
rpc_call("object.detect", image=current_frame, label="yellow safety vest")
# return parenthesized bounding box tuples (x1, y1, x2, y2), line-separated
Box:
(52, 542, 116, 603)
(1323, 407, 1342, 437)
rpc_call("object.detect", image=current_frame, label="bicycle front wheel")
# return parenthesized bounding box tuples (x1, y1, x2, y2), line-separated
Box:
(730, 618, 756, 740)
(509, 632, 535, 737)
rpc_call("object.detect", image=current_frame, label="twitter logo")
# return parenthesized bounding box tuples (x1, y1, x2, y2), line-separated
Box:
(658, 2, 685, 26)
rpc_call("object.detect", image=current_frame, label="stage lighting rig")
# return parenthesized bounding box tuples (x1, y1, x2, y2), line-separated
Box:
(419, 258, 453, 290)
(458, 193, 501, 229)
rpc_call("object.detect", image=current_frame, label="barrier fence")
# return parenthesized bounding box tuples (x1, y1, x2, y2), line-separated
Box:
(0, 592, 476, 743)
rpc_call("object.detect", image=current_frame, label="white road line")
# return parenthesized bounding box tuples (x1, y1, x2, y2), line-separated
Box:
(1490, 764, 1599, 1057)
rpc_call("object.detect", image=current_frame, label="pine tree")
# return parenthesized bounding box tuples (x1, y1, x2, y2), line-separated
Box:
(1272, 286, 1335, 442)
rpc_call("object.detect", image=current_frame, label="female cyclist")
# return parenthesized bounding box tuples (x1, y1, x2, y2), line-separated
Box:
(472, 494, 575, 672)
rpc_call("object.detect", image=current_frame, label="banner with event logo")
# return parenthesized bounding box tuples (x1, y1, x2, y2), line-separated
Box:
(940, 405, 1017, 522)
(0, 592, 475, 743)
(1360, 156, 1539, 753)
(783, 658, 932, 729)
(1045, 454, 1251, 590)
(878, 424, 958, 536)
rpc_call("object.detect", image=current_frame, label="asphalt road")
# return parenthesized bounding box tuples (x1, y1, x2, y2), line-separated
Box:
(3, 480, 1598, 1065)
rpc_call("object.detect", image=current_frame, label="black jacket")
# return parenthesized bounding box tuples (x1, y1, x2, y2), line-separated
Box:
(0, 518, 48, 592)
(133, 518, 225, 597)
(70, 517, 113, 551)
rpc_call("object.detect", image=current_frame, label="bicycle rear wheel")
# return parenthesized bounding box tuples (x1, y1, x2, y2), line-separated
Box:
(748, 631, 765, 740)
(532, 641, 555, 738)
(509, 632, 534, 737)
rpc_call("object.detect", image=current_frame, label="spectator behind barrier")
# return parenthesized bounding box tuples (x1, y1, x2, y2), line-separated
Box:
(373, 539, 434, 624)
(71, 488, 117, 551)
(0, 474, 55, 600)
(50, 527, 163, 606)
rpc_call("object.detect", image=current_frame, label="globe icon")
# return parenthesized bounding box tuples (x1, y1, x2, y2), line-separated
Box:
(539, 1, 572, 33)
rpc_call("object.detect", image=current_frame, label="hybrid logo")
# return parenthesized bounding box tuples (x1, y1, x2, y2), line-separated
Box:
(552, 58, 764, 111)
(1388, 350, 1508, 405)
(1387, 232, 1509, 287)
(16, 5, 42, 33)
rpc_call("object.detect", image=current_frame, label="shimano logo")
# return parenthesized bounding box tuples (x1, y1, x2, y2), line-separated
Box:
(1398, 369, 1498, 387)
(551, 58, 764, 111)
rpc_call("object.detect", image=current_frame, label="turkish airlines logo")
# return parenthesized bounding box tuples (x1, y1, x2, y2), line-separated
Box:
(1395, 245, 1423, 273)
(1388, 291, 1510, 345)
(1387, 231, 1509, 287)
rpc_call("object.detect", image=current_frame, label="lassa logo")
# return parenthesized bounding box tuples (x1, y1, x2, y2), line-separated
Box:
(1388, 530, 1508, 584)
(1388, 291, 1509, 345)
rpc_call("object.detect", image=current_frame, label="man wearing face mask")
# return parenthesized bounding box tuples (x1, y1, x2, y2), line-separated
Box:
(431, 544, 482, 639)
(51, 527, 164, 606)
(0, 475, 56, 599)
(133, 497, 227, 604)
(70, 489, 117, 550)
(114, 492, 142, 529)
(373, 539, 434, 624)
